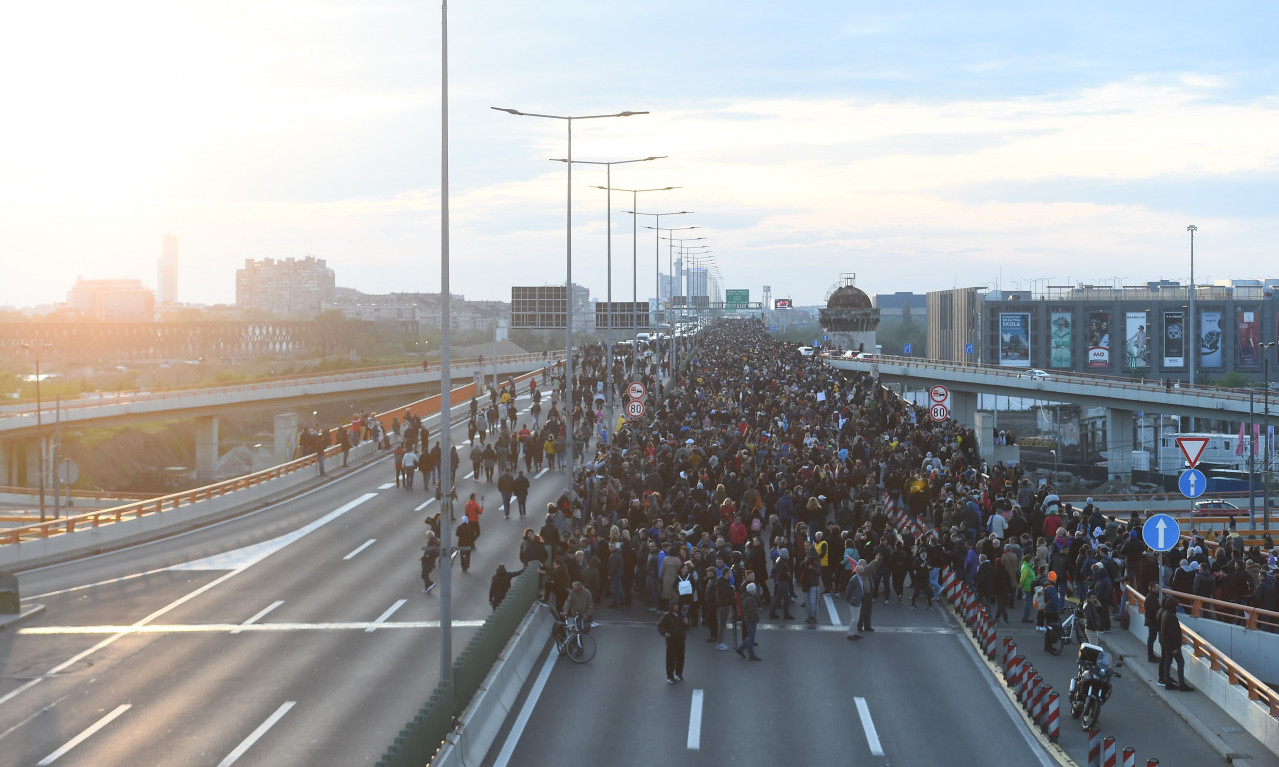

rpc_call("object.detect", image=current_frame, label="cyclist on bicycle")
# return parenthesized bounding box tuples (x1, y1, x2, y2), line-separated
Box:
(563, 580, 594, 633)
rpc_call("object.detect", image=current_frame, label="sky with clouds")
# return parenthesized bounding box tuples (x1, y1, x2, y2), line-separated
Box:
(1, 1, 1276, 309)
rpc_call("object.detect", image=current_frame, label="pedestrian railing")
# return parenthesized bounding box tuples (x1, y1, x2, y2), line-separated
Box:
(1123, 584, 1279, 718)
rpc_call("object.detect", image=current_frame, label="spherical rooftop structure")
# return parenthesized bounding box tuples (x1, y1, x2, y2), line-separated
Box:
(826, 285, 872, 310)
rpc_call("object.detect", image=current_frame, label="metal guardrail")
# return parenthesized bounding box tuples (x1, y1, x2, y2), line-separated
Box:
(0, 485, 158, 502)
(1155, 585, 1279, 632)
(1124, 583, 1279, 718)
(0, 367, 540, 547)
(824, 351, 1278, 413)
(0, 351, 564, 420)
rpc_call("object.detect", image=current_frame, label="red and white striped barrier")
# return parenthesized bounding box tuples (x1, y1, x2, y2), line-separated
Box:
(1045, 690, 1060, 742)
(1088, 729, 1101, 767)
(1019, 662, 1033, 706)
(1122, 747, 1135, 767)
(1027, 673, 1041, 715)
(1003, 637, 1016, 671)
(1034, 683, 1051, 725)
(984, 613, 998, 659)
(1103, 736, 1116, 767)
(1008, 654, 1024, 694)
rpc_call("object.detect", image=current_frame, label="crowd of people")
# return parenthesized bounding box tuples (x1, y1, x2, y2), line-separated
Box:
(473, 318, 1279, 687)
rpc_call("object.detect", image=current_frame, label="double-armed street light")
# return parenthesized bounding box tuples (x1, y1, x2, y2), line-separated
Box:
(550, 154, 664, 437)
(492, 106, 649, 489)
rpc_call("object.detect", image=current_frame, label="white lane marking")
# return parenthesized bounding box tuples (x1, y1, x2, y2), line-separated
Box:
(343, 539, 376, 560)
(1, 494, 377, 708)
(687, 689, 703, 750)
(366, 599, 408, 632)
(824, 593, 842, 627)
(36, 703, 132, 765)
(953, 633, 1055, 766)
(377, 482, 396, 489)
(25, 565, 173, 601)
(492, 645, 559, 767)
(464, 471, 474, 479)
(232, 601, 284, 634)
(169, 493, 378, 571)
(415, 498, 436, 511)
(534, 468, 548, 479)
(854, 697, 883, 756)
(19, 619, 488, 634)
(216, 701, 296, 767)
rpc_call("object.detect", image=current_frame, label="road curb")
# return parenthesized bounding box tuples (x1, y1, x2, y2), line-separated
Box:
(942, 598, 1078, 767)
(0, 603, 45, 631)
(1098, 622, 1237, 764)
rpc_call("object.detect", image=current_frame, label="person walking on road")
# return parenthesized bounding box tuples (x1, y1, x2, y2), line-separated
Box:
(489, 564, 524, 610)
(455, 517, 477, 573)
(736, 583, 761, 660)
(464, 493, 484, 545)
(856, 555, 883, 633)
(658, 599, 689, 682)
(420, 532, 440, 595)
(498, 469, 515, 519)
(1158, 595, 1194, 691)
(844, 561, 865, 640)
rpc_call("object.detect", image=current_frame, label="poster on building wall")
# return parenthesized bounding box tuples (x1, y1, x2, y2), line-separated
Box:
(1086, 310, 1110, 368)
(1162, 311, 1184, 368)
(1050, 312, 1072, 368)
(999, 312, 1031, 367)
(1238, 309, 1260, 367)
(1200, 310, 1222, 368)
(1124, 310, 1149, 369)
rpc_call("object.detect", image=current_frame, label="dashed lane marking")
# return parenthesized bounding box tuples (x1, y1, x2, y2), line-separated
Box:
(366, 599, 407, 632)
(855, 697, 883, 757)
(216, 701, 295, 767)
(19, 620, 487, 635)
(232, 601, 284, 634)
(36, 703, 132, 765)
(343, 539, 376, 560)
(688, 689, 703, 750)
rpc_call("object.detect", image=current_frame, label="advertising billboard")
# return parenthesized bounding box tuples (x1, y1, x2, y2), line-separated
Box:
(1050, 312, 1072, 368)
(774, 298, 792, 309)
(1086, 310, 1110, 368)
(1162, 311, 1184, 368)
(998, 312, 1030, 367)
(1125, 310, 1149, 369)
(1200, 309, 1222, 368)
(1238, 309, 1260, 367)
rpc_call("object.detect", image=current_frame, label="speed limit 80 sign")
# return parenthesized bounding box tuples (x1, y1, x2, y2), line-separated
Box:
(930, 403, 949, 423)
(626, 399, 646, 418)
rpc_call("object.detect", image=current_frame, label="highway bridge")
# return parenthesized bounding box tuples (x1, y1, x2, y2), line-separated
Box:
(827, 353, 1279, 475)
(1, 351, 558, 485)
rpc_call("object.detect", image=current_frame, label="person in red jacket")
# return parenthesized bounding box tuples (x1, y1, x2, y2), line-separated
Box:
(465, 493, 484, 545)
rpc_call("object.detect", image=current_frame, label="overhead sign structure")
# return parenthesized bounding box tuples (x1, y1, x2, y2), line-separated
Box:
(1179, 468, 1206, 499)
(626, 399, 646, 418)
(930, 403, 949, 423)
(929, 385, 949, 403)
(627, 381, 646, 400)
(1176, 436, 1210, 468)
(725, 289, 750, 308)
(1142, 513, 1181, 552)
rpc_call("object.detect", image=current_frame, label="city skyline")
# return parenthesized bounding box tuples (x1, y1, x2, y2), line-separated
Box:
(1, 2, 1276, 309)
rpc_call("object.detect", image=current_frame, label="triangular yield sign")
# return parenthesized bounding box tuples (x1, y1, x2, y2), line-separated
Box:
(1176, 436, 1210, 468)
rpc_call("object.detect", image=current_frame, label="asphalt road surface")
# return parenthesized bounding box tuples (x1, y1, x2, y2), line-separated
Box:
(2, 392, 558, 766)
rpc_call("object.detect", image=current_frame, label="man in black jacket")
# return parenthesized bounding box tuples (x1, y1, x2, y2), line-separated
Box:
(1158, 595, 1193, 691)
(657, 600, 688, 683)
(1144, 582, 1162, 663)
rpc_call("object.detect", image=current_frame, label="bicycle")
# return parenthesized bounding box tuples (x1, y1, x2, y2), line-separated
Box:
(549, 606, 596, 664)
(1046, 603, 1086, 656)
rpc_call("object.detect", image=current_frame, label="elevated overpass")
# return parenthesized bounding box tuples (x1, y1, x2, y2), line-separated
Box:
(826, 353, 1278, 475)
(1, 351, 559, 485)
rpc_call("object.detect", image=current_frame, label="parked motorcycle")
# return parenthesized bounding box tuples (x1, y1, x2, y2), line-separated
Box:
(1068, 643, 1122, 729)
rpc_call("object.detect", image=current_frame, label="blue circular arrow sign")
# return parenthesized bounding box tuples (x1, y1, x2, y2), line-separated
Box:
(1142, 513, 1181, 552)
(1178, 468, 1207, 499)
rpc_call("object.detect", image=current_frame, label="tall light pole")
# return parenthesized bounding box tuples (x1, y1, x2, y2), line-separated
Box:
(601, 195, 682, 378)
(20, 341, 51, 522)
(627, 212, 692, 333)
(643, 225, 699, 377)
(1187, 224, 1197, 388)
(656, 235, 708, 373)
(439, 0, 455, 700)
(1263, 340, 1276, 531)
(492, 106, 648, 493)
(551, 155, 662, 438)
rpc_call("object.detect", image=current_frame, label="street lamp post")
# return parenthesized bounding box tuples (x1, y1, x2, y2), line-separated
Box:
(645, 225, 700, 375)
(600, 196, 682, 379)
(492, 106, 649, 494)
(20, 341, 51, 522)
(1187, 224, 1197, 388)
(552, 156, 662, 438)
(1263, 341, 1277, 531)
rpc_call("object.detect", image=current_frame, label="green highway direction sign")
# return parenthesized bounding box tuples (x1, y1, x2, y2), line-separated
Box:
(725, 289, 750, 309)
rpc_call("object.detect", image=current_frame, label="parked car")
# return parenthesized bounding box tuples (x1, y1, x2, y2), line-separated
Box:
(1193, 499, 1240, 514)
